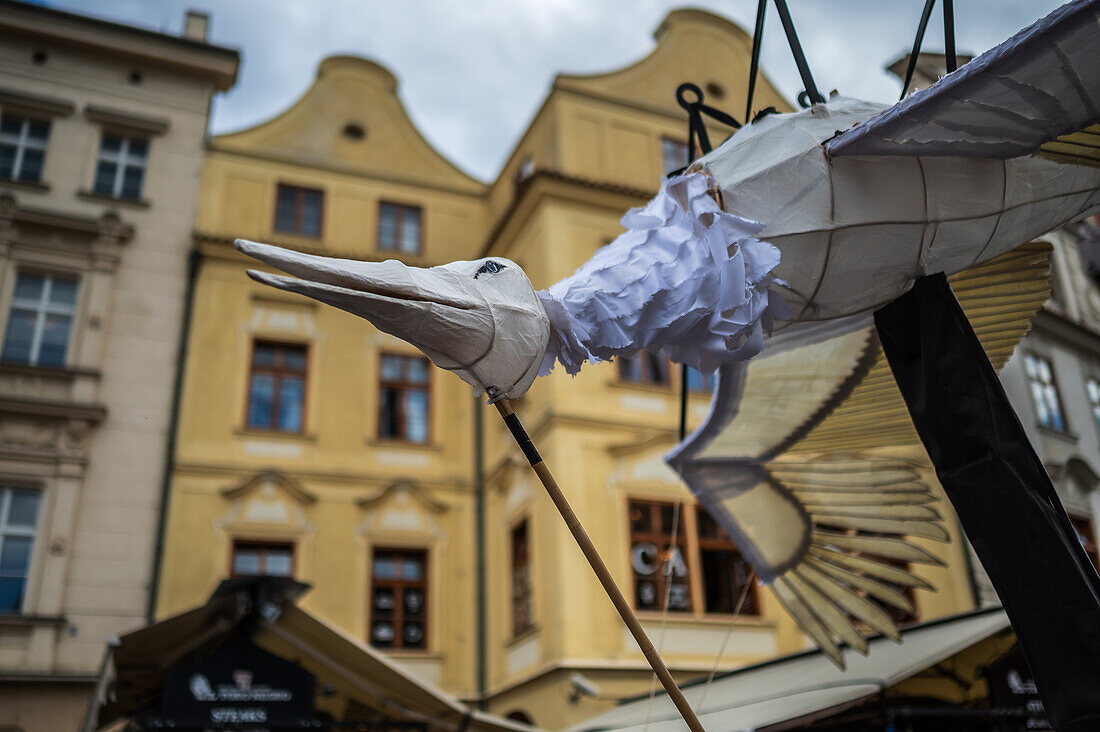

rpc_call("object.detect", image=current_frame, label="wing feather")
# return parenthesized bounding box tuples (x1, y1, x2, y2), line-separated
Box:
(771, 578, 846, 668)
(793, 565, 899, 641)
(813, 530, 945, 565)
(809, 547, 936, 591)
(781, 573, 869, 655)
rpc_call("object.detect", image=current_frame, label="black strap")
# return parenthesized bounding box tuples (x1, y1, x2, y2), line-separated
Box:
(502, 412, 541, 466)
(745, 0, 768, 121)
(900, 0, 958, 100)
(771, 0, 825, 107)
(676, 83, 741, 160)
(943, 0, 957, 73)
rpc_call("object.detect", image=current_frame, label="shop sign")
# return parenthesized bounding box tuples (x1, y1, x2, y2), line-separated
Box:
(987, 647, 1051, 732)
(163, 636, 314, 728)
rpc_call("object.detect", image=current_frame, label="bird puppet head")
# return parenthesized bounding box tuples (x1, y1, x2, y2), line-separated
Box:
(236, 239, 550, 400)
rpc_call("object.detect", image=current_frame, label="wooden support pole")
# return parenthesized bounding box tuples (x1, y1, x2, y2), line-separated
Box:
(492, 397, 706, 732)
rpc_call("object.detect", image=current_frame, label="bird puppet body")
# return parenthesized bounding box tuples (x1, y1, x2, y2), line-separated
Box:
(238, 0, 1100, 674)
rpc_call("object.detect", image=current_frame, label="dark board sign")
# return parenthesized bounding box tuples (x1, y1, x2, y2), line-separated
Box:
(163, 635, 314, 728)
(988, 647, 1052, 732)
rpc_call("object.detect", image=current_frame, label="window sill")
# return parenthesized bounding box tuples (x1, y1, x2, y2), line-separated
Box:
(380, 649, 442, 659)
(77, 190, 149, 208)
(368, 438, 441, 451)
(1037, 425, 1078, 443)
(0, 614, 66, 627)
(0, 177, 50, 193)
(634, 611, 775, 627)
(272, 230, 323, 243)
(0, 361, 100, 379)
(609, 380, 675, 395)
(506, 625, 540, 647)
(235, 427, 317, 442)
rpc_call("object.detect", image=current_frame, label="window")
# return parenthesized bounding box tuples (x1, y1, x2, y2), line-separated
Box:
(246, 342, 307, 433)
(661, 137, 689, 175)
(1071, 516, 1099, 572)
(618, 352, 669, 386)
(685, 367, 715, 393)
(274, 184, 323, 237)
(378, 354, 430, 442)
(511, 520, 534, 636)
(1086, 378, 1100, 431)
(696, 508, 758, 615)
(231, 541, 294, 578)
(628, 500, 691, 612)
(0, 488, 41, 614)
(92, 132, 147, 199)
(378, 202, 422, 255)
(1024, 353, 1067, 432)
(2, 272, 78, 367)
(370, 549, 427, 649)
(0, 113, 49, 183)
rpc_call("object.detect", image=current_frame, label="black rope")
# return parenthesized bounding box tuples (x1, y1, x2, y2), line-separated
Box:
(745, 0, 768, 121)
(771, 0, 825, 107)
(900, 0, 958, 100)
(943, 0, 957, 72)
(675, 82, 740, 160)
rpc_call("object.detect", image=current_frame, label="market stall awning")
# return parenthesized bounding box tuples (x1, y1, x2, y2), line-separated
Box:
(569, 606, 1010, 732)
(97, 578, 536, 732)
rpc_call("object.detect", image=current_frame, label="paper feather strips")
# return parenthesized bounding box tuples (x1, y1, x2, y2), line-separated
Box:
(538, 171, 789, 375)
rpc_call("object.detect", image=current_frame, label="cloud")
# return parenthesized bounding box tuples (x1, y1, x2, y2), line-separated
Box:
(54, 0, 1065, 181)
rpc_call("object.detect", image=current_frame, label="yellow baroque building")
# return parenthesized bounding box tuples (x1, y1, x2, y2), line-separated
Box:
(155, 9, 980, 729)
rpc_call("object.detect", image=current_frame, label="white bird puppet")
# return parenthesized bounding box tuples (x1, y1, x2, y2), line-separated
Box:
(238, 0, 1100, 668)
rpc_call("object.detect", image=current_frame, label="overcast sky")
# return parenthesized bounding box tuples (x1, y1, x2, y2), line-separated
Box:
(52, 0, 1065, 181)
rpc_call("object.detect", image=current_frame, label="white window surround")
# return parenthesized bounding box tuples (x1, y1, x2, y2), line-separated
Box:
(0, 113, 49, 183)
(92, 133, 148, 200)
(1, 271, 79, 368)
(0, 486, 42, 614)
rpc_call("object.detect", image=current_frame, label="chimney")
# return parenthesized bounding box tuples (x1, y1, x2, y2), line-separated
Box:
(183, 10, 209, 42)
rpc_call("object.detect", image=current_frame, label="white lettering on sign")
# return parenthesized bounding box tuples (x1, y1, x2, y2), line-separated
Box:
(211, 708, 267, 723)
(630, 543, 687, 577)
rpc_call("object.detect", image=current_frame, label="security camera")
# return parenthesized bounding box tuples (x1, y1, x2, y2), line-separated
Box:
(568, 672, 600, 702)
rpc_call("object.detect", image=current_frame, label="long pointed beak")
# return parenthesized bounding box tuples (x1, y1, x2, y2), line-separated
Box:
(236, 239, 494, 370)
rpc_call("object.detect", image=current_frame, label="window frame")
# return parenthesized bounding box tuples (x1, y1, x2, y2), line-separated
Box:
(229, 539, 295, 579)
(369, 547, 429, 651)
(377, 352, 431, 444)
(617, 352, 671, 387)
(1023, 352, 1069, 433)
(627, 499, 693, 613)
(273, 183, 325, 238)
(1085, 376, 1100, 434)
(511, 518, 535, 638)
(660, 136, 690, 175)
(0, 486, 42, 615)
(1, 270, 79, 368)
(1070, 515, 1100, 572)
(377, 201, 424, 255)
(0, 112, 50, 184)
(695, 506, 759, 616)
(92, 131, 148, 200)
(244, 340, 309, 434)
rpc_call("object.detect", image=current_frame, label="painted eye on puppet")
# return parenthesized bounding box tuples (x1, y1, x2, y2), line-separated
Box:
(474, 260, 507, 278)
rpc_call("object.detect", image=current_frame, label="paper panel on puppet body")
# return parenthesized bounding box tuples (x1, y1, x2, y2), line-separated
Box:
(699, 96, 1100, 323)
(236, 240, 549, 400)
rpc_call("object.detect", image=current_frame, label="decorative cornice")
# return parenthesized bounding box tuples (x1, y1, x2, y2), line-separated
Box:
(0, 86, 74, 116)
(0, 194, 134, 242)
(220, 471, 318, 505)
(84, 105, 170, 136)
(0, 395, 106, 422)
(356, 480, 449, 514)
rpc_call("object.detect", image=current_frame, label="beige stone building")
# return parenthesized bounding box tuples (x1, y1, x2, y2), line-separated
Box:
(0, 3, 237, 729)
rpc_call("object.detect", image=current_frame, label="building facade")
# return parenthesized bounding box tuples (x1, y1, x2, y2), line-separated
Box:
(156, 10, 983, 731)
(0, 3, 237, 729)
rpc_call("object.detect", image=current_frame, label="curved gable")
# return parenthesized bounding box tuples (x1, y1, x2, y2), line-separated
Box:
(213, 56, 485, 194)
(556, 9, 791, 119)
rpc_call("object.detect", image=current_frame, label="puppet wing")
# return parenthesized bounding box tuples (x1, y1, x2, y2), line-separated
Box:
(826, 0, 1100, 162)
